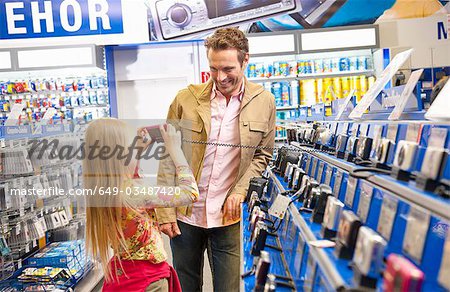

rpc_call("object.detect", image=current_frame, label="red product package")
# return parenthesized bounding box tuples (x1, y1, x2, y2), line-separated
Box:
(383, 254, 424, 292)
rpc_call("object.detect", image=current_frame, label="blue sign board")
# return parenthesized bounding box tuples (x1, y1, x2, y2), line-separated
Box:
(0, 0, 123, 40)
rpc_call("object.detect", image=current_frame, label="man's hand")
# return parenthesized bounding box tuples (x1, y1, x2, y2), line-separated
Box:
(223, 194, 245, 221)
(159, 222, 181, 238)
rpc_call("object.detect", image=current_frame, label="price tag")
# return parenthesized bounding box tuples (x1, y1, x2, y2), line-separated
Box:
(330, 123, 338, 134)
(51, 212, 62, 228)
(290, 217, 298, 240)
(59, 210, 69, 226)
(389, 69, 423, 120)
(386, 124, 399, 142)
(16, 223, 21, 236)
(403, 206, 431, 263)
(269, 194, 291, 219)
(377, 194, 398, 241)
(311, 159, 318, 178)
(283, 212, 291, 239)
(345, 176, 358, 208)
(325, 167, 333, 186)
(34, 220, 45, 238)
(371, 125, 383, 158)
(333, 171, 343, 198)
(357, 182, 373, 223)
(350, 124, 359, 136)
(405, 123, 421, 142)
(429, 127, 448, 148)
(294, 236, 306, 278)
(349, 49, 413, 119)
(439, 231, 450, 290)
(335, 89, 355, 120)
(317, 162, 324, 183)
(359, 124, 369, 136)
(306, 156, 312, 174)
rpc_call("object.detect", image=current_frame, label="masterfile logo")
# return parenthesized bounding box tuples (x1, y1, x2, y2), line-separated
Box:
(0, 0, 123, 40)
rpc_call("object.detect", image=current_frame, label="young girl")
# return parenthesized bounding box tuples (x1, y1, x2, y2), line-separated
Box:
(83, 118, 198, 292)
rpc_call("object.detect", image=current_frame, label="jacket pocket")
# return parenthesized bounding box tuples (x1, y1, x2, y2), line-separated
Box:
(248, 121, 268, 133)
(179, 119, 203, 133)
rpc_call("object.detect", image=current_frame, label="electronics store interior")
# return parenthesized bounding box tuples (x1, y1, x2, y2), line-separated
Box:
(0, 0, 450, 291)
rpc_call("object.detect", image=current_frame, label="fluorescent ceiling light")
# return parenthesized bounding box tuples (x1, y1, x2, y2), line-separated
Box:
(0, 51, 12, 69)
(18, 47, 94, 68)
(301, 28, 377, 51)
(248, 34, 295, 55)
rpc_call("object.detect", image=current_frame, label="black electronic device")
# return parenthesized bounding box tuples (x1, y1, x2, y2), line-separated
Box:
(335, 134, 349, 159)
(311, 184, 333, 224)
(356, 136, 373, 160)
(321, 196, 344, 239)
(245, 177, 268, 202)
(334, 210, 362, 260)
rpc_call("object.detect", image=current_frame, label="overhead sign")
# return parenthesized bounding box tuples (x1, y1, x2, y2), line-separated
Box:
(0, 0, 123, 40)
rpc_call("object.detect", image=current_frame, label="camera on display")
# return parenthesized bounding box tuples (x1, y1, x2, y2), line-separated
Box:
(335, 210, 362, 260)
(147, 0, 302, 40)
(321, 196, 344, 240)
(335, 134, 349, 159)
(373, 138, 394, 165)
(352, 227, 387, 288)
(345, 136, 359, 162)
(356, 136, 373, 161)
(310, 184, 333, 224)
(391, 140, 419, 181)
(393, 140, 418, 171)
(384, 254, 424, 292)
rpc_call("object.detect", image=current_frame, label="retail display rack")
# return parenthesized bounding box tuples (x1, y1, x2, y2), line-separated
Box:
(0, 45, 111, 291)
(241, 117, 450, 291)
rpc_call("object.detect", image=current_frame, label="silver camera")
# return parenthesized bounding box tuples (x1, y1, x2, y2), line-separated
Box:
(393, 140, 418, 171)
(420, 147, 448, 180)
(353, 227, 386, 278)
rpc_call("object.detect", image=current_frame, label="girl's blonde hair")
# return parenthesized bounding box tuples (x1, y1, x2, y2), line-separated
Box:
(83, 118, 136, 282)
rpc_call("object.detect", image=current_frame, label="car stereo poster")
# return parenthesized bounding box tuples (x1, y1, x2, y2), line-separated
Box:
(147, 0, 450, 41)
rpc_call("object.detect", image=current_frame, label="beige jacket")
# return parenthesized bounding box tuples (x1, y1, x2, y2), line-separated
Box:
(155, 78, 276, 224)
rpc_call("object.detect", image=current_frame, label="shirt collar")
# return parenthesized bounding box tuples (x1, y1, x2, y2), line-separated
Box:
(211, 81, 245, 101)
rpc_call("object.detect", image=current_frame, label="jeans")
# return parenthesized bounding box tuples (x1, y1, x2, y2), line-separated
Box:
(171, 221, 240, 292)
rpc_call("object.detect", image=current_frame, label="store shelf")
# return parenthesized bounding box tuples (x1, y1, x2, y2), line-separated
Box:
(275, 137, 287, 141)
(248, 76, 297, 83)
(290, 142, 450, 221)
(1, 88, 107, 97)
(276, 106, 298, 111)
(269, 168, 347, 291)
(296, 70, 374, 80)
(248, 70, 374, 83)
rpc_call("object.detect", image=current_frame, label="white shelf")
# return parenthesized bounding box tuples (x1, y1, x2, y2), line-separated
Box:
(248, 69, 374, 83)
(276, 106, 298, 111)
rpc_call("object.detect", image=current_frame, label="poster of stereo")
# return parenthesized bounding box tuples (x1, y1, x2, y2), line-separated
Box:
(145, 0, 450, 41)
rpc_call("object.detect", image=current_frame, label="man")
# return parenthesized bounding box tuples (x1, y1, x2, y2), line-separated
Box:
(156, 27, 275, 292)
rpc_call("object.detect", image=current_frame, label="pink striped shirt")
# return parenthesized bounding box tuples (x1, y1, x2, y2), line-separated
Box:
(178, 83, 244, 228)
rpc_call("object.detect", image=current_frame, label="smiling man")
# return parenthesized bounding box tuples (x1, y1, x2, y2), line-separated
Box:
(156, 27, 276, 291)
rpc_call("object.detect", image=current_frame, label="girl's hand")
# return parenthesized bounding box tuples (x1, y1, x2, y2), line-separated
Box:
(160, 124, 185, 166)
(136, 127, 153, 150)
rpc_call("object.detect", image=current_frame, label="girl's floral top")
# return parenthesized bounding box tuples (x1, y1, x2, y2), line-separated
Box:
(118, 165, 198, 262)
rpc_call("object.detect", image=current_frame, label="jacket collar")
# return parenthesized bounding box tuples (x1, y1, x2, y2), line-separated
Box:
(188, 77, 264, 108)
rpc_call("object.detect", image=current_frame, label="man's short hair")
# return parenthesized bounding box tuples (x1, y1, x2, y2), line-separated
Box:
(204, 27, 249, 65)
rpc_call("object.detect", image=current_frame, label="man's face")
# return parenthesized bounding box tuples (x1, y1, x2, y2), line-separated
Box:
(207, 48, 249, 98)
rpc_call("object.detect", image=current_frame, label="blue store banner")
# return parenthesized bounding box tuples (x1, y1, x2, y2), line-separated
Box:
(0, 0, 123, 40)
